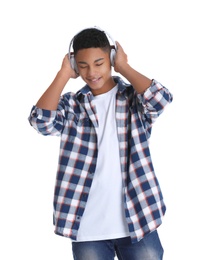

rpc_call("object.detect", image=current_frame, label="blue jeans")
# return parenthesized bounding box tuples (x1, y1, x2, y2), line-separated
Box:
(72, 230, 163, 260)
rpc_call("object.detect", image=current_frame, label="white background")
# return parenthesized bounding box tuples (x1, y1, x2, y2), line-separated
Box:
(1, 0, 216, 259)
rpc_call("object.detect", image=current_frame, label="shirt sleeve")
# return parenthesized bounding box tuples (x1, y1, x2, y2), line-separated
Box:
(137, 79, 173, 126)
(28, 92, 72, 136)
(28, 106, 64, 136)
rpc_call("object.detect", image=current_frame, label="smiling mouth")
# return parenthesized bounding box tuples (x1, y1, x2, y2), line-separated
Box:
(88, 77, 101, 83)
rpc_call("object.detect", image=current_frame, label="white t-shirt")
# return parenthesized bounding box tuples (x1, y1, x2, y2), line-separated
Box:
(76, 86, 129, 241)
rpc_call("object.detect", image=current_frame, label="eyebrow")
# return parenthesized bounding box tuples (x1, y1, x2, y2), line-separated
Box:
(77, 58, 104, 65)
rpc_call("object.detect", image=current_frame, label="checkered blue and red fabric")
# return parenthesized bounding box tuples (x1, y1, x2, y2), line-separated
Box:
(29, 76, 173, 243)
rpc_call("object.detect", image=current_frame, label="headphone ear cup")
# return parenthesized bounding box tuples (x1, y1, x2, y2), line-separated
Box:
(70, 55, 75, 70)
(70, 55, 78, 73)
(110, 49, 116, 67)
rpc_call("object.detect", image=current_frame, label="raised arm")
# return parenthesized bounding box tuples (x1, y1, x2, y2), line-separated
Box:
(35, 54, 78, 110)
(114, 41, 152, 94)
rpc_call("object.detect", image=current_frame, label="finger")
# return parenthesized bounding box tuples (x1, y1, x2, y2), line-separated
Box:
(115, 41, 123, 51)
(115, 41, 119, 49)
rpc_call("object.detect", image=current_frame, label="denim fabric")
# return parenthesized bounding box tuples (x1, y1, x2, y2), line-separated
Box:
(72, 230, 163, 260)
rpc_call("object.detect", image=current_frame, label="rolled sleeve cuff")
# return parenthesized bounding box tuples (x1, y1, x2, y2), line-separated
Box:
(30, 105, 57, 122)
(137, 79, 163, 103)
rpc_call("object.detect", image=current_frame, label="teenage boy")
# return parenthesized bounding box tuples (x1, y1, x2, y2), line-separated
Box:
(28, 27, 173, 260)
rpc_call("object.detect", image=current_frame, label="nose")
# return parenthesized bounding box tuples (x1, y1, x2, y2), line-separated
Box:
(87, 66, 96, 78)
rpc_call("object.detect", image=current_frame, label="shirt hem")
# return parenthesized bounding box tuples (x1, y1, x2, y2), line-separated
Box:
(72, 232, 130, 242)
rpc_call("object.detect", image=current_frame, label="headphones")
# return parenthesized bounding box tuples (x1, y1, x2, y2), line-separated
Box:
(68, 26, 117, 73)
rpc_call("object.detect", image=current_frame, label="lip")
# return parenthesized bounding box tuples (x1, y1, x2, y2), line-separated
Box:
(87, 77, 101, 84)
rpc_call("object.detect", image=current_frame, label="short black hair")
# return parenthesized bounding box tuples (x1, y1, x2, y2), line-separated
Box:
(73, 28, 111, 55)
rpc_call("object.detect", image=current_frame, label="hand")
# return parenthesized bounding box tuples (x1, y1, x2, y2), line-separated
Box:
(60, 54, 79, 79)
(113, 41, 129, 74)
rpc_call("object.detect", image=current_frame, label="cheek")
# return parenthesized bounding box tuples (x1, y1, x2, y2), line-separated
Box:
(79, 73, 87, 83)
(101, 61, 112, 74)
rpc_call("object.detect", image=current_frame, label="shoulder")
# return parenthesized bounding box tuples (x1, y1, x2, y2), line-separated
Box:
(114, 76, 134, 95)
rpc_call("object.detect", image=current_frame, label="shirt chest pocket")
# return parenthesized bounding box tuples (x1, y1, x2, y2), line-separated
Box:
(64, 112, 91, 134)
(75, 114, 92, 134)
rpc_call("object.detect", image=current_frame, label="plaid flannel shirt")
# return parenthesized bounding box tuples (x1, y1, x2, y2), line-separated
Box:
(28, 76, 173, 243)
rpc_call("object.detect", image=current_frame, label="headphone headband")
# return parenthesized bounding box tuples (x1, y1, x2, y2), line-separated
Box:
(68, 26, 117, 55)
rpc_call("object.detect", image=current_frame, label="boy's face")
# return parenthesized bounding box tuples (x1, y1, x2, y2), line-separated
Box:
(75, 48, 115, 95)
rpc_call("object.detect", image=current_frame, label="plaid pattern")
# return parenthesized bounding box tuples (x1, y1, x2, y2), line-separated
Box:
(28, 76, 173, 243)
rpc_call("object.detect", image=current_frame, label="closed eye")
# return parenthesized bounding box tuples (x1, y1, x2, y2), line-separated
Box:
(79, 63, 103, 69)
